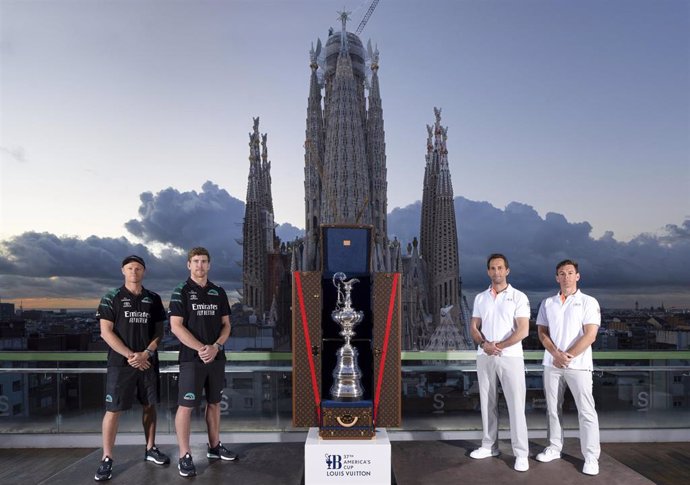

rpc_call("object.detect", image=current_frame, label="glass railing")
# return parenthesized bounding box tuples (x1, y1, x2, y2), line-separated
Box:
(1, 351, 688, 436)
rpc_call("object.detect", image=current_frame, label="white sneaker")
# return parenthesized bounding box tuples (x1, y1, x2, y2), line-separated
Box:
(470, 447, 500, 459)
(535, 447, 561, 463)
(514, 456, 529, 472)
(582, 458, 599, 475)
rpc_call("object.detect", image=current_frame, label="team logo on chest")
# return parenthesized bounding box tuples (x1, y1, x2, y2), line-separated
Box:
(192, 303, 218, 316)
(125, 310, 151, 323)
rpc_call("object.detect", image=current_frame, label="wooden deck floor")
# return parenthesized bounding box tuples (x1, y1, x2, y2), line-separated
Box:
(0, 441, 688, 484)
(602, 442, 690, 485)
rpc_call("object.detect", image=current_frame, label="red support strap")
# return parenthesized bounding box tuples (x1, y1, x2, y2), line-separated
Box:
(294, 272, 321, 421)
(373, 273, 399, 424)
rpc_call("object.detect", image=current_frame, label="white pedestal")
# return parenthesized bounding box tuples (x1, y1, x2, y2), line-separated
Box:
(304, 427, 391, 485)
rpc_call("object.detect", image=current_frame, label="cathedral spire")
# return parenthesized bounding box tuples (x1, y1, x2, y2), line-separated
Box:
(298, 13, 389, 271)
(419, 107, 462, 330)
(261, 133, 273, 213)
(242, 116, 279, 317)
(367, 41, 387, 246)
(321, 30, 370, 225)
(243, 117, 267, 314)
(303, 40, 325, 270)
(338, 10, 350, 26)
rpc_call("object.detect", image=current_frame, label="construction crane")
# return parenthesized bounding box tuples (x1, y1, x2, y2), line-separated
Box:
(355, 0, 379, 35)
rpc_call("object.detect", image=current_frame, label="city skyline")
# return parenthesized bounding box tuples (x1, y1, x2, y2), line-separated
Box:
(1, 0, 689, 309)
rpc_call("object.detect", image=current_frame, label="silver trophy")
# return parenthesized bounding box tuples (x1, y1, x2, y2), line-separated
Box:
(329, 272, 364, 400)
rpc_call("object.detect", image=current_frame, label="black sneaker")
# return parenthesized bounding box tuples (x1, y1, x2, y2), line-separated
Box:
(94, 456, 113, 481)
(207, 442, 238, 461)
(178, 452, 196, 477)
(145, 446, 170, 465)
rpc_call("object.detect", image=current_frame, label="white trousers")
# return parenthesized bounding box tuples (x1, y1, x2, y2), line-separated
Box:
(543, 365, 600, 461)
(476, 354, 529, 457)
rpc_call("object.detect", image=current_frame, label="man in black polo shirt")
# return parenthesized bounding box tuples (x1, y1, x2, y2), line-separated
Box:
(169, 247, 235, 478)
(94, 255, 170, 482)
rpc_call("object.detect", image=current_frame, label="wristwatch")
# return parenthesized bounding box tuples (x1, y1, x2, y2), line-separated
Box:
(145, 348, 155, 357)
(215, 342, 223, 351)
(479, 340, 486, 349)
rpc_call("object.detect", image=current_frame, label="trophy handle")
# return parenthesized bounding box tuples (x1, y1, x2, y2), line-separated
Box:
(333, 272, 346, 308)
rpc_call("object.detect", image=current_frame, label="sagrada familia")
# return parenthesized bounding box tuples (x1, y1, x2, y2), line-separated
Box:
(241, 13, 472, 351)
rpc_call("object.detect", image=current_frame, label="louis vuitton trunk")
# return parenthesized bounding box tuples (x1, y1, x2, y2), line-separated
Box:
(319, 400, 375, 439)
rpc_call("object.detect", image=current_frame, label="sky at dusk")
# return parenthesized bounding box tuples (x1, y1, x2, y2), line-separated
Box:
(1, 0, 689, 309)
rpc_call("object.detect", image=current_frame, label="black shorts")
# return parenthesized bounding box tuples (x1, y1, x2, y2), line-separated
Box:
(177, 360, 226, 407)
(104, 363, 160, 412)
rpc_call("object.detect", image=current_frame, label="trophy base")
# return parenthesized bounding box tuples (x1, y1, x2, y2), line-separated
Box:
(319, 400, 375, 439)
(330, 395, 361, 402)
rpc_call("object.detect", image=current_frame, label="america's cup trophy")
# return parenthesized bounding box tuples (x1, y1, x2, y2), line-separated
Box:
(330, 272, 364, 400)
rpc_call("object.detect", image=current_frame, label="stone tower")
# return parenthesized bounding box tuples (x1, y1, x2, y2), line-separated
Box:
(242, 14, 472, 352)
(242, 117, 276, 318)
(418, 108, 469, 343)
(299, 12, 393, 271)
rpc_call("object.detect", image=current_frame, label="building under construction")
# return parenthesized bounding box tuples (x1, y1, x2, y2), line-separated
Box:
(240, 11, 472, 351)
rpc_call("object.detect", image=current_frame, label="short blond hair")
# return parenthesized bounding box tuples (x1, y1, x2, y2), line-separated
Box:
(187, 247, 210, 262)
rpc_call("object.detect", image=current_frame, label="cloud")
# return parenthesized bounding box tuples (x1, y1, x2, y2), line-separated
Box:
(0, 274, 112, 301)
(0, 182, 247, 301)
(0, 145, 28, 163)
(659, 219, 690, 244)
(125, 181, 244, 250)
(0, 232, 184, 301)
(276, 222, 303, 243)
(388, 198, 690, 305)
(388, 202, 423, 245)
(123, 181, 247, 283)
(0, 232, 156, 278)
(1, 188, 689, 307)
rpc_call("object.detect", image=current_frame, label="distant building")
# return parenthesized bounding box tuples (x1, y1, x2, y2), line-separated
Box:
(20, 310, 45, 321)
(239, 118, 292, 346)
(0, 303, 15, 321)
(0, 320, 27, 350)
(414, 108, 471, 350)
(240, 14, 472, 351)
(296, 15, 392, 271)
(656, 330, 689, 349)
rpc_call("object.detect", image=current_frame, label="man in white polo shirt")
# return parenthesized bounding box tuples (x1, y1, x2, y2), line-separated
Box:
(536, 259, 601, 476)
(469, 254, 531, 472)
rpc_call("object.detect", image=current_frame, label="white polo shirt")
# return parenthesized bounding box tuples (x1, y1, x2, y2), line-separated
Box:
(536, 289, 601, 371)
(472, 284, 530, 358)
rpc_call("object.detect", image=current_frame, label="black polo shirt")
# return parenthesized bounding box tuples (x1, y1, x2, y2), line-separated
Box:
(168, 277, 230, 363)
(96, 286, 166, 366)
